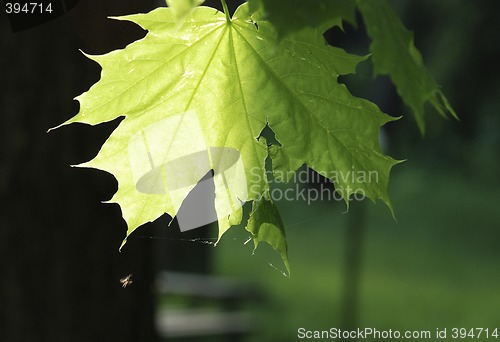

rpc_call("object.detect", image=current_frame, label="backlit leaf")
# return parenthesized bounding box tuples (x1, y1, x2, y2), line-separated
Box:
(55, 3, 401, 272)
(357, 0, 457, 133)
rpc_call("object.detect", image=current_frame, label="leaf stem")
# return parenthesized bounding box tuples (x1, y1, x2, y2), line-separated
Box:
(220, 0, 231, 23)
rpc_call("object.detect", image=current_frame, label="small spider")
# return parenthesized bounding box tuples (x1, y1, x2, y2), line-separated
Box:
(119, 274, 133, 288)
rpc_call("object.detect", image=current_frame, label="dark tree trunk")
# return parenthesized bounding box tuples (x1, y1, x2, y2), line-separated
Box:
(0, 1, 159, 341)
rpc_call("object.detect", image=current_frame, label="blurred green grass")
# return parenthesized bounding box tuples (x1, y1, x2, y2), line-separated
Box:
(212, 159, 500, 341)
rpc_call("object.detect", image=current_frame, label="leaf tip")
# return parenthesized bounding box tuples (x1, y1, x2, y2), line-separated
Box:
(46, 126, 58, 133)
(119, 238, 128, 251)
(71, 160, 91, 169)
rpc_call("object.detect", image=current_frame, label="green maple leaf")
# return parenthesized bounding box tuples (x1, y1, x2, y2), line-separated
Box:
(54, 3, 400, 273)
(357, 0, 457, 133)
(247, 0, 457, 134)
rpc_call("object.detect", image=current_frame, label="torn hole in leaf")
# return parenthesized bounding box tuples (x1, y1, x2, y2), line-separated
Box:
(257, 123, 281, 147)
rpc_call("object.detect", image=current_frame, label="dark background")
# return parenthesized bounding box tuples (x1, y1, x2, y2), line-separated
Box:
(1, 1, 499, 341)
(1, 1, 161, 340)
